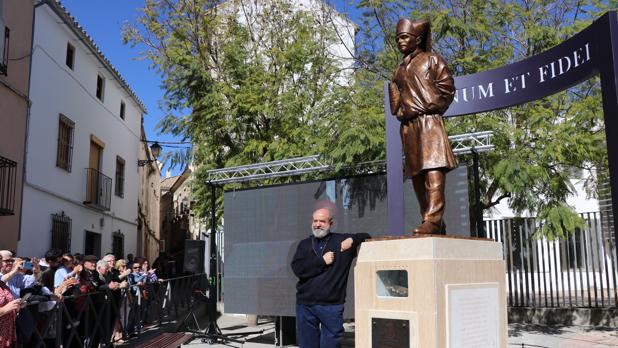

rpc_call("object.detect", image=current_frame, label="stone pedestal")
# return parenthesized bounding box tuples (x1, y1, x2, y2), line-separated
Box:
(354, 236, 507, 348)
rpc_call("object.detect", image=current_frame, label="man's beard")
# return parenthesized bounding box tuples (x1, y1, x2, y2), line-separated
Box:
(312, 227, 330, 239)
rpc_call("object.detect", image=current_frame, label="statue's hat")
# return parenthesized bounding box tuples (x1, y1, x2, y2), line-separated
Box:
(396, 19, 431, 51)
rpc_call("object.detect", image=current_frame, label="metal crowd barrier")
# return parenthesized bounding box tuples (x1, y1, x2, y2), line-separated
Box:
(17, 273, 208, 348)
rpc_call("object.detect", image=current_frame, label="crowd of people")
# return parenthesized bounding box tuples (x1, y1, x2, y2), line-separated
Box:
(0, 249, 165, 347)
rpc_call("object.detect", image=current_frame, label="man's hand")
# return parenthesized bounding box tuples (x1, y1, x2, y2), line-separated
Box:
(64, 277, 78, 287)
(12, 258, 23, 272)
(340, 238, 353, 252)
(323, 251, 334, 265)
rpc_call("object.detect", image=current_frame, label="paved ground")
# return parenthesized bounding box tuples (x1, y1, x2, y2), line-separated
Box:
(177, 313, 618, 348)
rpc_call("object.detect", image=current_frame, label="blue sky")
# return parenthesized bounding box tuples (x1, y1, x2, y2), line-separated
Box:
(59, 0, 361, 176)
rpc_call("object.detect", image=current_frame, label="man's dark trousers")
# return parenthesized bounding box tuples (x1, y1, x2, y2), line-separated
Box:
(296, 303, 344, 348)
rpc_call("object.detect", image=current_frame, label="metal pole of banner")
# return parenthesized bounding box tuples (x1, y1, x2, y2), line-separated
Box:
(471, 148, 484, 238)
(597, 12, 618, 269)
(384, 83, 406, 235)
(204, 182, 233, 342)
(209, 182, 216, 306)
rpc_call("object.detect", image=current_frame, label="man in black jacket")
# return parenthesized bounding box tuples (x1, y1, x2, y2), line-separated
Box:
(291, 208, 370, 348)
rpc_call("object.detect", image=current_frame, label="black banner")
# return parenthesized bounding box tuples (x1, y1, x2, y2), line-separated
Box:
(446, 20, 596, 116)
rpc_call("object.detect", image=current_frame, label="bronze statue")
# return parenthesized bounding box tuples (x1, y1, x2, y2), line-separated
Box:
(389, 19, 457, 235)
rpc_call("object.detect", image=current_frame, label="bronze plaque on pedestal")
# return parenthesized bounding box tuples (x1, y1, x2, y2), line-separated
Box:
(371, 318, 409, 348)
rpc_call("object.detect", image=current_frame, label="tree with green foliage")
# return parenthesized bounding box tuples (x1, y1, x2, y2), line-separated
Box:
(124, 0, 356, 216)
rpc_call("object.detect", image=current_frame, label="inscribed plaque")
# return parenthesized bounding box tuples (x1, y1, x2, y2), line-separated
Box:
(447, 283, 499, 348)
(371, 318, 410, 348)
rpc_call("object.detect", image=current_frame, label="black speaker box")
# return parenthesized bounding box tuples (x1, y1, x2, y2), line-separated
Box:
(183, 239, 205, 273)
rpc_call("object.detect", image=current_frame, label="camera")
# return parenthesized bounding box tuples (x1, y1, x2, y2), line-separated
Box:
(23, 261, 33, 271)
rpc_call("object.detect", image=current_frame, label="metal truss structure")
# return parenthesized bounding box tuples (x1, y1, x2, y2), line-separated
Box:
(206, 156, 330, 185)
(207, 131, 494, 185)
(450, 131, 494, 155)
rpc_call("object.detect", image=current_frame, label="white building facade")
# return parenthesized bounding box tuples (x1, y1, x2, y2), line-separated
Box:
(19, 1, 146, 258)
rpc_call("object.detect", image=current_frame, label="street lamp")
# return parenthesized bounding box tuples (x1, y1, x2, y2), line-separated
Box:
(137, 142, 162, 167)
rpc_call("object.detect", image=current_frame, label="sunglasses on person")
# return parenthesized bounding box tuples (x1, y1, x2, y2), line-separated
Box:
(132, 266, 140, 269)
(2, 259, 14, 263)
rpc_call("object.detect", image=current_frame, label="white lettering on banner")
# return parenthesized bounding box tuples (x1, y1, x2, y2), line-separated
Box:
(539, 43, 590, 83)
(478, 83, 494, 99)
(452, 42, 591, 104)
(453, 82, 494, 103)
(504, 72, 531, 94)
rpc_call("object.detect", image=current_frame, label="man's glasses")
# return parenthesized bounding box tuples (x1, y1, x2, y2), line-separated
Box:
(2, 259, 14, 263)
(132, 266, 140, 269)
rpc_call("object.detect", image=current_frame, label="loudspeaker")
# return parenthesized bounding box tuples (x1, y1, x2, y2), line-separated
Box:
(183, 240, 205, 273)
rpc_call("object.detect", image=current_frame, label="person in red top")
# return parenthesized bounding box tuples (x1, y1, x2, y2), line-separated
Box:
(0, 279, 21, 347)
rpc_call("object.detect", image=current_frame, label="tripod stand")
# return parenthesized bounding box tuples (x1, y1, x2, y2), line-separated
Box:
(185, 278, 263, 345)
(181, 290, 206, 333)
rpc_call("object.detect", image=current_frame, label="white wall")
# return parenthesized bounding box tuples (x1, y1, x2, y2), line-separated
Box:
(18, 4, 143, 258)
(485, 178, 600, 219)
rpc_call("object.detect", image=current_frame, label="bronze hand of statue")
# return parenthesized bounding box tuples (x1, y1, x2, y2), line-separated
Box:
(388, 82, 401, 116)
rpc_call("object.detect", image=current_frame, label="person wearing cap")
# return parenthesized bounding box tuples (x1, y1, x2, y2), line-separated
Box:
(76, 255, 98, 296)
(389, 18, 457, 235)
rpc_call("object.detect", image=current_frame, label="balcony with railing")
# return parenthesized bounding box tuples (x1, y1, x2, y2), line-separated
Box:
(84, 168, 111, 210)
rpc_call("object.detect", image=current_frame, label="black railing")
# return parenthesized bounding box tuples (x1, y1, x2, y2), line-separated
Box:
(0, 26, 9, 75)
(84, 168, 111, 210)
(17, 274, 208, 347)
(0, 155, 17, 215)
(486, 211, 618, 308)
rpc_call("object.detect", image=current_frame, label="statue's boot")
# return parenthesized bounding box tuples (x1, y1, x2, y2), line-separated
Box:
(412, 173, 428, 218)
(413, 170, 446, 235)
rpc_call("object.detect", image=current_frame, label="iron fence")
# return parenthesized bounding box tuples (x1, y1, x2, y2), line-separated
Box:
(486, 211, 617, 308)
(17, 273, 207, 348)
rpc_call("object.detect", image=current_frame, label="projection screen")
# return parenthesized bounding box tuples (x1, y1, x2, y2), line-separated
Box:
(223, 167, 469, 317)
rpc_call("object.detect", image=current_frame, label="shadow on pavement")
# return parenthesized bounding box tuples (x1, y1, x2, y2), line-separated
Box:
(509, 323, 571, 337)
